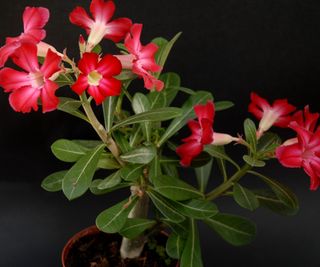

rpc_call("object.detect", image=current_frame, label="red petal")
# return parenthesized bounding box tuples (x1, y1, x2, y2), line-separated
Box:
(289, 122, 313, 147)
(303, 161, 320, 190)
(0, 41, 21, 68)
(133, 64, 164, 91)
(272, 99, 296, 115)
(41, 80, 59, 112)
(200, 118, 214, 144)
(183, 120, 201, 143)
(23, 7, 49, 41)
(194, 101, 215, 123)
(78, 52, 99, 74)
(276, 143, 303, 168)
(125, 24, 143, 55)
(71, 74, 88, 95)
(98, 77, 122, 97)
(176, 141, 203, 167)
(69, 6, 94, 31)
(12, 43, 39, 73)
(104, 18, 132, 43)
(8, 86, 40, 113)
(97, 54, 122, 76)
(250, 92, 270, 111)
(90, 0, 115, 23)
(274, 116, 292, 128)
(0, 68, 30, 92)
(40, 49, 62, 78)
(87, 85, 106, 104)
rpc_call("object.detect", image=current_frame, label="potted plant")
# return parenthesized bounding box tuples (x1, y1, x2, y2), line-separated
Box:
(0, 0, 318, 266)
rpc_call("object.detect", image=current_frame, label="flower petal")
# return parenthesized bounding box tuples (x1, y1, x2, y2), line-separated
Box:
(276, 143, 303, 168)
(23, 7, 49, 42)
(87, 85, 106, 104)
(0, 41, 22, 68)
(98, 77, 122, 97)
(104, 18, 132, 43)
(78, 52, 99, 74)
(194, 101, 215, 123)
(176, 141, 203, 167)
(41, 80, 59, 112)
(71, 74, 88, 95)
(125, 24, 143, 55)
(200, 118, 214, 144)
(69, 6, 94, 31)
(40, 49, 62, 78)
(12, 43, 39, 73)
(8, 86, 40, 113)
(182, 120, 201, 143)
(0, 68, 30, 92)
(90, 0, 115, 23)
(97, 54, 122, 76)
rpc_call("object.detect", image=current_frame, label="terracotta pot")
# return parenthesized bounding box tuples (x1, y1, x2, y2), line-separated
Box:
(61, 225, 179, 267)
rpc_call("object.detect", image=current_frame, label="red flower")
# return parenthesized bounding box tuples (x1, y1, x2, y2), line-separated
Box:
(176, 101, 215, 167)
(71, 53, 122, 104)
(115, 24, 164, 91)
(0, 43, 62, 113)
(69, 0, 132, 51)
(0, 7, 49, 67)
(248, 92, 296, 137)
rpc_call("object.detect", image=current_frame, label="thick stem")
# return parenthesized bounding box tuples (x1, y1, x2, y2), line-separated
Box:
(206, 164, 252, 201)
(120, 186, 149, 259)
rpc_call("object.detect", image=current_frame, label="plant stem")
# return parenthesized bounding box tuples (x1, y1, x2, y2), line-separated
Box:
(206, 164, 252, 201)
(80, 93, 124, 166)
(120, 186, 149, 259)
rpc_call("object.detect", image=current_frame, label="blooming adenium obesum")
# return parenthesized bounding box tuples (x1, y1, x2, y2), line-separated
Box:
(0, 1, 318, 267)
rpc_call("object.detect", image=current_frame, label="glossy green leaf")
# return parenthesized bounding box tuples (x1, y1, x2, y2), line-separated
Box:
(62, 144, 105, 200)
(149, 154, 161, 184)
(41, 170, 67, 192)
(98, 171, 122, 190)
(161, 162, 179, 179)
(54, 73, 74, 87)
(160, 72, 181, 106)
(112, 107, 183, 131)
(180, 219, 203, 267)
(147, 190, 185, 222)
(102, 96, 117, 132)
(158, 91, 213, 146)
(92, 44, 102, 54)
(205, 213, 256, 246)
(166, 233, 186, 259)
(152, 37, 169, 65)
(244, 119, 257, 153)
(257, 132, 282, 158)
(153, 175, 203, 201)
(97, 153, 120, 170)
(132, 93, 151, 141)
(120, 218, 156, 239)
(214, 101, 234, 111)
(96, 197, 137, 233)
(161, 219, 189, 238)
(120, 164, 144, 182)
(120, 145, 156, 164)
(51, 139, 88, 162)
(249, 171, 299, 214)
(90, 179, 131, 195)
(195, 159, 213, 193)
(243, 155, 266, 167)
(175, 199, 218, 219)
(113, 131, 131, 154)
(58, 97, 89, 122)
(205, 145, 240, 170)
(115, 70, 136, 81)
(233, 183, 259, 211)
(72, 140, 103, 149)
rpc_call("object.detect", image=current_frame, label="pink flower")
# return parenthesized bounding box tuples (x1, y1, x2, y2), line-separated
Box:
(276, 121, 320, 190)
(0, 43, 62, 113)
(115, 24, 164, 91)
(69, 0, 132, 51)
(0, 7, 49, 67)
(71, 52, 122, 104)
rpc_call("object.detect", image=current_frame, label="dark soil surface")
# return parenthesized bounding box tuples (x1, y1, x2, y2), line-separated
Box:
(65, 231, 178, 267)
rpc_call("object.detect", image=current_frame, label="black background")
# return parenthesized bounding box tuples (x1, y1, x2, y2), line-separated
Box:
(1, 0, 320, 266)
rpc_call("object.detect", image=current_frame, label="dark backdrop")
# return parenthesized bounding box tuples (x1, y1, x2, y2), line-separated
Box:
(1, 0, 320, 266)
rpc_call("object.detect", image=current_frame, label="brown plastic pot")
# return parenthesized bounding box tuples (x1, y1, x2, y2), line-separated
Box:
(61, 225, 179, 267)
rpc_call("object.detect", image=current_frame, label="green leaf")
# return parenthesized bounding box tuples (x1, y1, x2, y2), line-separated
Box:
(233, 183, 259, 211)
(115, 70, 136, 81)
(243, 155, 266, 167)
(161, 219, 189, 238)
(152, 37, 169, 65)
(180, 219, 203, 267)
(189, 152, 212, 168)
(90, 180, 131, 195)
(96, 197, 137, 233)
(132, 93, 151, 141)
(205, 213, 256, 246)
(257, 132, 282, 158)
(205, 145, 240, 170)
(159, 72, 181, 106)
(58, 97, 89, 122)
(97, 153, 120, 170)
(72, 140, 103, 149)
(161, 161, 179, 179)
(195, 159, 213, 193)
(158, 91, 213, 146)
(98, 171, 122, 190)
(244, 119, 257, 153)
(214, 101, 234, 111)
(120, 145, 156, 164)
(41, 170, 67, 192)
(175, 199, 218, 219)
(249, 171, 299, 214)
(149, 154, 161, 184)
(92, 44, 102, 54)
(166, 233, 186, 259)
(102, 96, 118, 132)
(147, 190, 185, 222)
(113, 131, 131, 154)
(112, 107, 183, 131)
(119, 218, 156, 239)
(62, 144, 105, 200)
(120, 164, 144, 182)
(153, 175, 203, 201)
(51, 139, 88, 162)
(54, 73, 74, 87)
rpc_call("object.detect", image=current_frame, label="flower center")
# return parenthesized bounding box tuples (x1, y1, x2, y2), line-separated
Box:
(29, 71, 45, 88)
(88, 70, 102, 86)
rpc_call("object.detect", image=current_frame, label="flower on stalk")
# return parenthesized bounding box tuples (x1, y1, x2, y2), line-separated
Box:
(0, 7, 50, 67)
(71, 52, 122, 104)
(276, 120, 320, 190)
(69, 0, 132, 51)
(176, 101, 239, 166)
(248, 92, 296, 138)
(0, 43, 62, 113)
(115, 24, 164, 91)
